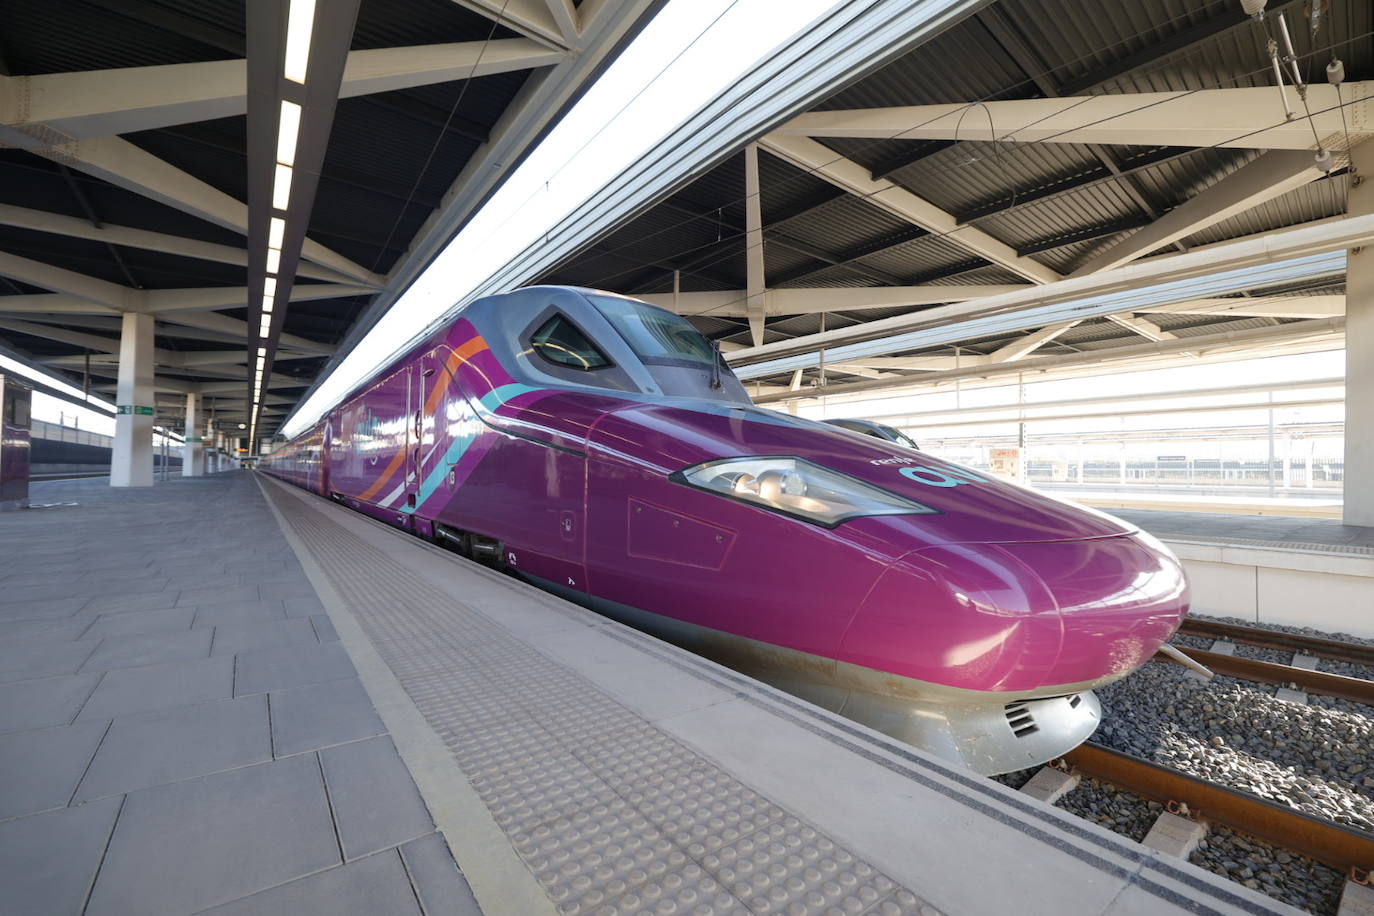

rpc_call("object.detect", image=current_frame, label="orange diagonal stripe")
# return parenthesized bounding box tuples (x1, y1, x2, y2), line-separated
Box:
(359, 336, 490, 503)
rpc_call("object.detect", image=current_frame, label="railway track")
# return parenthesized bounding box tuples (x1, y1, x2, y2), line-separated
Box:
(1158, 620, 1374, 706)
(1178, 619, 1374, 669)
(1062, 742, 1374, 877)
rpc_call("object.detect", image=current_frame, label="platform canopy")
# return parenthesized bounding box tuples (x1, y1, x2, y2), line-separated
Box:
(532, 0, 1371, 399)
(0, 0, 661, 437)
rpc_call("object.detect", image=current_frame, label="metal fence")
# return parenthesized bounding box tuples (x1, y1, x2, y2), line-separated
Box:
(32, 419, 114, 448)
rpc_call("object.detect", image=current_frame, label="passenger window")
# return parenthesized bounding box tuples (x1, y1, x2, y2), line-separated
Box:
(530, 315, 611, 371)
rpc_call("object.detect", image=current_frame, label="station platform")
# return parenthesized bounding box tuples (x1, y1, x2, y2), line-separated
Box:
(1106, 507, 1374, 640)
(1, 471, 1298, 915)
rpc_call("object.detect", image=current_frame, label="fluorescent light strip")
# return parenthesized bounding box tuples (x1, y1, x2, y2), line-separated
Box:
(272, 164, 293, 211)
(277, 101, 301, 166)
(283, 0, 316, 84)
(266, 249, 280, 274)
(262, 295, 274, 314)
(269, 218, 285, 249)
(264, 277, 277, 297)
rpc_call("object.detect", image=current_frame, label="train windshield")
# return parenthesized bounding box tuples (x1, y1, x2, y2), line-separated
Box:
(876, 424, 918, 449)
(588, 295, 716, 368)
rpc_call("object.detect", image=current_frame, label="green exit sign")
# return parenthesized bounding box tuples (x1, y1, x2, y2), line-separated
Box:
(116, 405, 155, 416)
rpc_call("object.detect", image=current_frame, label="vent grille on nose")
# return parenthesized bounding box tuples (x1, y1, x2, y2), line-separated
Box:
(1004, 702, 1039, 738)
(1069, 694, 1082, 709)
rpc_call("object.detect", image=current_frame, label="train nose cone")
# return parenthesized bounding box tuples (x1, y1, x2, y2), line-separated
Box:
(840, 534, 1189, 694)
(841, 543, 1067, 693)
(995, 532, 1189, 687)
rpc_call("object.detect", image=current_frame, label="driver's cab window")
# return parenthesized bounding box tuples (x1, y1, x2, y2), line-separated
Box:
(530, 315, 611, 371)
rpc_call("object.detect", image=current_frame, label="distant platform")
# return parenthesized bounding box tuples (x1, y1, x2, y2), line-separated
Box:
(1038, 486, 1343, 521)
(1103, 505, 1374, 640)
(1109, 507, 1374, 554)
(1, 472, 1296, 915)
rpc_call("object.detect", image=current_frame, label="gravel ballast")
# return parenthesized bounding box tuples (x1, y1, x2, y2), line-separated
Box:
(1051, 775, 1160, 842)
(1094, 663, 1374, 832)
(1190, 826, 1346, 915)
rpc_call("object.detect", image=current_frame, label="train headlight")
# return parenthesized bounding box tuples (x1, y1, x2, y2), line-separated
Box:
(672, 456, 936, 527)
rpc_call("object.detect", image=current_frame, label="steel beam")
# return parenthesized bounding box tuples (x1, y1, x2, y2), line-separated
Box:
(26, 136, 381, 285)
(1072, 150, 1328, 276)
(0, 41, 562, 140)
(743, 143, 766, 346)
(0, 204, 354, 284)
(752, 318, 1346, 404)
(638, 284, 1029, 316)
(1138, 294, 1344, 319)
(728, 213, 1372, 374)
(772, 83, 1374, 150)
(759, 134, 1060, 284)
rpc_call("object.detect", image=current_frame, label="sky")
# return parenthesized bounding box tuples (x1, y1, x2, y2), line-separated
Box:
(284, 0, 841, 437)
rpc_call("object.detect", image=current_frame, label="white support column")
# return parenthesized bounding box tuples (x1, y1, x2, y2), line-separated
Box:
(182, 392, 204, 477)
(744, 143, 766, 347)
(111, 312, 155, 487)
(1346, 143, 1374, 527)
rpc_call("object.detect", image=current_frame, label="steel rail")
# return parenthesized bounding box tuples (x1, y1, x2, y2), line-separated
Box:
(1153, 648, 1374, 706)
(1063, 743, 1374, 874)
(1178, 619, 1374, 668)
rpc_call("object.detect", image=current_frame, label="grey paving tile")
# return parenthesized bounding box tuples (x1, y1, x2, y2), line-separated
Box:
(191, 599, 287, 628)
(0, 797, 121, 916)
(283, 595, 327, 618)
(83, 608, 195, 640)
(256, 579, 318, 601)
(0, 673, 101, 735)
(0, 617, 92, 643)
(83, 591, 179, 616)
(401, 833, 481, 916)
(201, 850, 421, 916)
(226, 559, 288, 576)
(164, 574, 250, 593)
(77, 565, 163, 583)
(269, 679, 385, 757)
(77, 657, 234, 721)
(177, 584, 259, 607)
(80, 629, 213, 674)
(0, 720, 109, 819)
(86, 754, 340, 916)
(0, 639, 98, 683)
(234, 643, 355, 695)
(309, 614, 339, 642)
(0, 596, 90, 620)
(91, 577, 172, 599)
(1, 570, 72, 587)
(210, 618, 319, 657)
(0, 582, 81, 604)
(75, 695, 270, 802)
(151, 564, 227, 581)
(320, 736, 433, 860)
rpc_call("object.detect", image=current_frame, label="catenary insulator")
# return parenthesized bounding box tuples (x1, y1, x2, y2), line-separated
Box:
(1327, 58, 1346, 85)
(1241, 0, 1267, 17)
(1313, 148, 1334, 173)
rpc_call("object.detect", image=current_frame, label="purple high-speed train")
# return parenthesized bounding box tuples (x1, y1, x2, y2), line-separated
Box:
(262, 286, 1189, 775)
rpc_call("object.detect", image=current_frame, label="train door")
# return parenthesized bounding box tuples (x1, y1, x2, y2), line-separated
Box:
(408, 353, 439, 534)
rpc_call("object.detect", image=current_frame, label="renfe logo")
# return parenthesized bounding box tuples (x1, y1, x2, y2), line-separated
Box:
(899, 465, 986, 487)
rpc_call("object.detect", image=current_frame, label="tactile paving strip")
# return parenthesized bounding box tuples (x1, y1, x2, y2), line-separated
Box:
(267, 484, 943, 916)
(1170, 536, 1374, 556)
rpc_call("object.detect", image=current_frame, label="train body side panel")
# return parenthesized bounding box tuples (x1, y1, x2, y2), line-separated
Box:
(329, 366, 413, 509)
